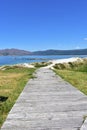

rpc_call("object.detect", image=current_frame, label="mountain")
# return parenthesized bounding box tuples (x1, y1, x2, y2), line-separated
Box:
(0, 48, 31, 56)
(0, 48, 87, 56)
(33, 49, 87, 55)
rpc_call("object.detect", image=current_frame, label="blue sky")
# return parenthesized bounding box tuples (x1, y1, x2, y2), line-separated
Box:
(0, 0, 87, 51)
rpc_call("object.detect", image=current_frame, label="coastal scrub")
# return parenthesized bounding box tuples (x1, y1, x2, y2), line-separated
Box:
(54, 59, 87, 95)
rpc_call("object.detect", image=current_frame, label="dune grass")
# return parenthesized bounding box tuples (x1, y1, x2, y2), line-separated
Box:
(54, 61, 87, 95)
(0, 66, 35, 127)
(33, 61, 52, 68)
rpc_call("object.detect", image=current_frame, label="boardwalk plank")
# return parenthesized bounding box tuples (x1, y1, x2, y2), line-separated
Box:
(1, 68, 87, 130)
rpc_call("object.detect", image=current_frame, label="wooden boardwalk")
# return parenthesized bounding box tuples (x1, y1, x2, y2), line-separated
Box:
(1, 68, 87, 130)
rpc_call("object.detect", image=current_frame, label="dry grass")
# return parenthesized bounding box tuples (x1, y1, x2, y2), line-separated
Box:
(0, 66, 35, 127)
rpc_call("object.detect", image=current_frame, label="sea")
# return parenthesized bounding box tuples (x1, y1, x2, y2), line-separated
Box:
(0, 55, 87, 66)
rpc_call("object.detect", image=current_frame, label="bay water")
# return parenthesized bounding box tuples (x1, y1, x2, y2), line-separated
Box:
(0, 55, 87, 66)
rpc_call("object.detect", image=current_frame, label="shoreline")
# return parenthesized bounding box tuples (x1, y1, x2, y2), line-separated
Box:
(0, 57, 87, 69)
(0, 55, 87, 66)
(45, 57, 86, 68)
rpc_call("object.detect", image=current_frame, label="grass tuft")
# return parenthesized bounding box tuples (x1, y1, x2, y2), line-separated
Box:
(33, 62, 52, 68)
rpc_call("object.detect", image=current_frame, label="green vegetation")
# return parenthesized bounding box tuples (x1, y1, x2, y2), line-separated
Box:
(0, 66, 35, 127)
(54, 58, 87, 70)
(33, 61, 52, 68)
(54, 59, 87, 95)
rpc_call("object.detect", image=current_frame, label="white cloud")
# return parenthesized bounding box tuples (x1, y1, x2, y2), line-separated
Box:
(84, 38, 87, 40)
(75, 46, 80, 49)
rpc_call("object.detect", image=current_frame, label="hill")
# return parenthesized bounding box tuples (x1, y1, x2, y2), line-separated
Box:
(0, 49, 31, 56)
(0, 48, 87, 56)
(33, 49, 87, 55)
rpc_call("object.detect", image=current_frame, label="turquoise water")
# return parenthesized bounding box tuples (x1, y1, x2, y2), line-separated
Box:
(0, 55, 87, 66)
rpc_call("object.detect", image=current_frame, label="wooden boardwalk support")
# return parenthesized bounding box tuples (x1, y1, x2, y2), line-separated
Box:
(1, 68, 87, 130)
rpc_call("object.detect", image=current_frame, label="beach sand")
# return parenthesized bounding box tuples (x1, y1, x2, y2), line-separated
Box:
(45, 57, 84, 69)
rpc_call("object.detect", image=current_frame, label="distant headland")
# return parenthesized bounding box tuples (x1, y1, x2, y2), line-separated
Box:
(0, 48, 87, 56)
